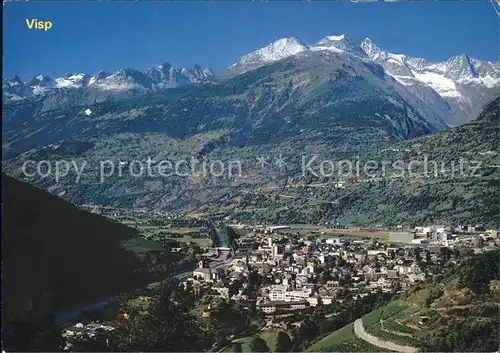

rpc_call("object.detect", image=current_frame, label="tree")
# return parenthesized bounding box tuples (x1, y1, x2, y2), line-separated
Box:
(414, 247, 422, 263)
(249, 336, 269, 352)
(425, 250, 431, 264)
(232, 342, 243, 352)
(275, 331, 292, 352)
(3, 314, 63, 352)
(295, 318, 319, 347)
(111, 280, 205, 351)
(208, 301, 250, 341)
(69, 330, 110, 352)
(458, 250, 499, 294)
(422, 288, 442, 308)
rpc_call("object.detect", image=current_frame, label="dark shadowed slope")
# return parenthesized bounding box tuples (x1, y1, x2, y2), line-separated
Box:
(2, 174, 142, 323)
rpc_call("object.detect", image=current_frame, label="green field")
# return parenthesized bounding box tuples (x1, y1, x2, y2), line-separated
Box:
(362, 300, 407, 327)
(136, 225, 212, 247)
(170, 236, 212, 247)
(121, 237, 165, 252)
(317, 233, 369, 241)
(306, 323, 388, 352)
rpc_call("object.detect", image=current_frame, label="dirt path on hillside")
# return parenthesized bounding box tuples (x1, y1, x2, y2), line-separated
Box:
(354, 318, 418, 353)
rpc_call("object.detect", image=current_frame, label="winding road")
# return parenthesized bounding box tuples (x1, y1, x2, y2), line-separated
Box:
(55, 268, 194, 324)
(354, 318, 418, 353)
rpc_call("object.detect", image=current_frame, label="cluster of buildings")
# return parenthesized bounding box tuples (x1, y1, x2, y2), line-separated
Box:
(62, 322, 115, 350)
(60, 221, 498, 349)
(388, 223, 498, 248)
(184, 225, 493, 316)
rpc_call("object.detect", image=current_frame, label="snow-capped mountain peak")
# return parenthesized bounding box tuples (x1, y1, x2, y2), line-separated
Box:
(241, 37, 309, 64)
(360, 37, 500, 126)
(445, 54, 478, 81)
(325, 34, 348, 41)
(3, 75, 28, 100)
(225, 34, 499, 127)
(4, 62, 215, 100)
(156, 62, 173, 73)
(192, 64, 215, 79)
(55, 73, 90, 88)
(4, 33, 499, 129)
(227, 34, 369, 75)
(7, 75, 24, 86)
(29, 75, 56, 87)
(311, 33, 363, 56)
(225, 37, 309, 76)
(360, 37, 408, 63)
(360, 37, 384, 59)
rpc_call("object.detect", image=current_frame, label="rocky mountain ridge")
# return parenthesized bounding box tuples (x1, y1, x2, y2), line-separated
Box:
(226, 34, 500, 126)
(3, 63, 215, 100)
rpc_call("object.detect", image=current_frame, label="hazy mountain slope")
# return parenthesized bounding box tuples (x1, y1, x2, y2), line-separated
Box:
(164, 97, 499, 227)
(2, 173, 143, 322)
(3, 95, 497, 227)
(2, 48, 444, 217)
(248, 97, 499, 227)
(3, 48, 437, 158)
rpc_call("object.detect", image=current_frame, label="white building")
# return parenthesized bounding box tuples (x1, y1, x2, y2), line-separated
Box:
(269, 286, 314, 302)
(193, 267, 213, 282)
(272, 244, 284, 256)
(325, 238, 344, 245)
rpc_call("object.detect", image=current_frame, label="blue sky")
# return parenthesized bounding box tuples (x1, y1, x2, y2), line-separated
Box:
(3, 1, 498, 79)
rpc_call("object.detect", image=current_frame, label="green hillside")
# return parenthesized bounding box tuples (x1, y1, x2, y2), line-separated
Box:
(305, 250, 500, 352)
(306, 323, 386, 352)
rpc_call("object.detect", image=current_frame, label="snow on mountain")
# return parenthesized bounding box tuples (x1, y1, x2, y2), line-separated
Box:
(192, 64, 215, 79)
(225, 37, 309, 76)
(241, 37, 308, 63)
(90, 68, 154, 91)
(3, 63, 215, 100)
(224, 34, 499, 126)
(311, 34, 365, 57)
(26, 75, 58, 95)
(88, 70, 112, 86)
(4, 33, 498, 128)
(3, 75, 28, 100)
(361, 37, 500, 126)
(55, 73, 90, 88)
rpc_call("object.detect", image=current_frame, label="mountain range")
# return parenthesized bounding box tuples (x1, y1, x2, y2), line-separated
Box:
(2, 33, 499, 227)
(225, 34, 499, 126)
(3, 63, 215, 103)
(3, 34, 499, 127)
